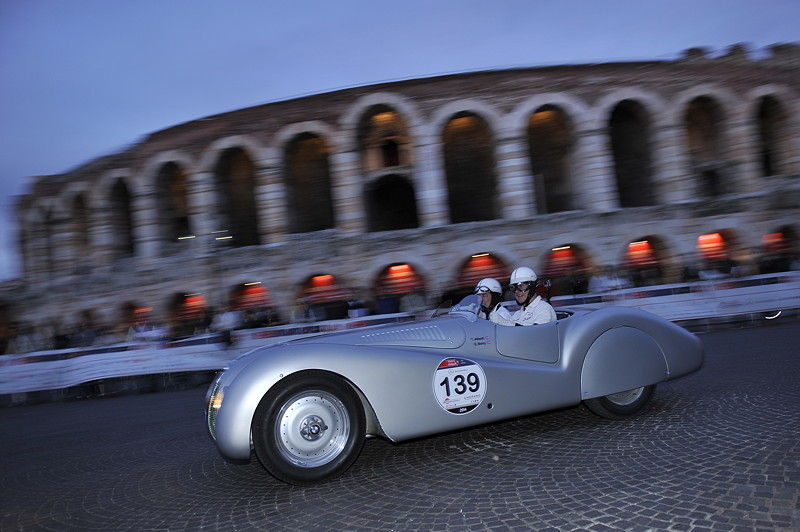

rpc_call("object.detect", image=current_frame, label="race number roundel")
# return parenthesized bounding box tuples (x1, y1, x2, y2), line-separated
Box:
(433, 358, 486, 414)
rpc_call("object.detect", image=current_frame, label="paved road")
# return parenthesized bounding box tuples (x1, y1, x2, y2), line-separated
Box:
(1, 322, 798, 531)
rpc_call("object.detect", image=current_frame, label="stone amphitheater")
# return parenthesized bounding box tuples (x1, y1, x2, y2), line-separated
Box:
(2, 43, 798, 343)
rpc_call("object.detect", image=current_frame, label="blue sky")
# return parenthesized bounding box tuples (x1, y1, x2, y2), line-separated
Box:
(1, 0, 798, 280)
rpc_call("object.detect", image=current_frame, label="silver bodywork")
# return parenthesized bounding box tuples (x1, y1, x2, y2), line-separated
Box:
(206, 296, 704, 461)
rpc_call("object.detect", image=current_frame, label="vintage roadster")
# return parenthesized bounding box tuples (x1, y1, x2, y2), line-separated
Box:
(205, 295, 704, 485)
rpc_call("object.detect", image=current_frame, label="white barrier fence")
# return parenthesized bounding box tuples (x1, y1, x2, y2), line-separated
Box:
(1, 272, 798, 396)
(0, 314, 415, 395)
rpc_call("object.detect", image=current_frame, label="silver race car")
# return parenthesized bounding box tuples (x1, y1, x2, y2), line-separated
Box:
(205, 295, 704, 485)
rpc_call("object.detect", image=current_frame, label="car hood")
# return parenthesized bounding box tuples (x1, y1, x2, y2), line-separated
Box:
(283, 316, 469, 349)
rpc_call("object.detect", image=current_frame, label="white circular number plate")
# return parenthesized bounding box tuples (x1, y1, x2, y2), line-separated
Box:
(433, 358, 486, 415)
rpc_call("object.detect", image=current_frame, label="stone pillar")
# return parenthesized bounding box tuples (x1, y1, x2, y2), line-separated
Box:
(651, 123, 694, 203)
(726, 118, 761, 195)
(255, 163, 289, 244)
(573, 128, 619, 211)
(329, 149, 366, 233)
(414, 139, 449, 227)
(495, 136, 534, 219)
(131, 183, 161, 259)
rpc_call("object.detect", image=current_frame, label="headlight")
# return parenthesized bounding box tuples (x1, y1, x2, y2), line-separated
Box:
(206, 381, 224, 440)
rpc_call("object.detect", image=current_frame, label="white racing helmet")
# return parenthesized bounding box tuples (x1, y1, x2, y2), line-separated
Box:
(509, 266, 537, 285)
(474, 277, 502, 295)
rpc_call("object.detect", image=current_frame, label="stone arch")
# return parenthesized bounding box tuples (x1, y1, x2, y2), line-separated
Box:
(355, 104, 413, 172)
(437, 106, 500, 224)
(94, 169, 136, 260)
(339, 92, 426, 148)
(57, 183, 94, 270)
(746, 85, 799, 177)
(509, 93, 591, 133)
(510, 94, 587, 214)
(273, 121, 340, 153)
(107, 175, 136, 260)
(607, 99, 657, 207)
(282, 130, 336, 234)
(526, 104, 576, 213)
(671, 84, 747, 197)
(540, 242, 594, 296)
(429, 99, 505, 137)
(196, 137, 264, 247)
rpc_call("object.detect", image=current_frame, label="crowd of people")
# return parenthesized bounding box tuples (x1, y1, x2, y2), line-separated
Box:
(3, 246, 797, 355)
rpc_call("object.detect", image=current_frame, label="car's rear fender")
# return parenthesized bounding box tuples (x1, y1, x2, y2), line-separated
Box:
(558, 306, 703, 399)
(580, 326, 668, 399)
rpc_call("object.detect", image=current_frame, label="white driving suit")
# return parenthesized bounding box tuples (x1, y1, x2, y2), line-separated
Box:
(489, 295, 556, 326)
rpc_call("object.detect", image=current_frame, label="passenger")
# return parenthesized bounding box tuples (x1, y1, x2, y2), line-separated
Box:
(490, 266, 556, 326)
(474, 278, 503, 320)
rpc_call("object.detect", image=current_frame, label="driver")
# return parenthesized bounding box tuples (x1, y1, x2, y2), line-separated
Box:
(490, 266, 556, 326)
(474, 278, 503, 319)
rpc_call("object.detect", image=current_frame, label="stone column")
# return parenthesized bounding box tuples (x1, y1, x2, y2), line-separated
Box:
(651, 123, 694, 203)
(329, 149, 366, 233)
(726, 118, 761, 195)
(573, 128, 619, 211)
(249, 162, 288, 245)
(131, 183, 161, 260)
(495, 136, 534, 219)
(414, 139, 449, 227)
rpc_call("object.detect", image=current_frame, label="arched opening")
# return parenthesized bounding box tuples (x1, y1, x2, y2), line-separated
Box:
(168, 292, 208, 338)
(542, 244, 591, 296)
(156, 162, 191, 251)
(624, 236, 666, 286)
(757, 96, 791, 177)
(296, 274, 350, 321)
(443, 113, 498, 223)
(285, 133, 335, 234)
(230, 282, 280, 327)
(366, 174, 419, 232)
(357, 106, 411, 172)
(685, 96, 728, 197)
(527, 106, 574, 213)
(609, 100, 655, 207)
(374, 263, 426, 314)
(695, 230, 739, 279)
(215, 148, 260, 247)
(109, 178, 135, 260)
(759, 225, 796, 274)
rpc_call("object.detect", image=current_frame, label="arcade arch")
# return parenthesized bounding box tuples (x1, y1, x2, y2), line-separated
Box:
(284, 132, 335, 234)
(442, 112, 499, 223)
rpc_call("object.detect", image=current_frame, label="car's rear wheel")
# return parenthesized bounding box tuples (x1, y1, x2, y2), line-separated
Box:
(583, 384, 655, 420)
(252, 371, 365, 485)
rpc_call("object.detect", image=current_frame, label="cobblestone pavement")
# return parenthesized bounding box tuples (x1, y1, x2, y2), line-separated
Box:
(1, 322, 798, 531)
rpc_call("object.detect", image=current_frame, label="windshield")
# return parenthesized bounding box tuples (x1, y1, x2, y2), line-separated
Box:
(446, 294, 481, 322)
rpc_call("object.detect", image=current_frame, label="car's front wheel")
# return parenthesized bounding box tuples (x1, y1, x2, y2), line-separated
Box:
(252, 371, 365, 485)
(583, 384, 655, 420)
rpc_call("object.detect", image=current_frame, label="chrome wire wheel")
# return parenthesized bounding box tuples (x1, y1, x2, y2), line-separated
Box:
(274, 390, 350, 468)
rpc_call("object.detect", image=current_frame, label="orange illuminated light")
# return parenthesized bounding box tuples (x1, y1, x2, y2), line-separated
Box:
(697, 233, 726, 260)
(627, 240, 657, 266)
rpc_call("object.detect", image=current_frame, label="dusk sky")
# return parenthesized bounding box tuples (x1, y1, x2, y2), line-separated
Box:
(1, 0, 798, 280)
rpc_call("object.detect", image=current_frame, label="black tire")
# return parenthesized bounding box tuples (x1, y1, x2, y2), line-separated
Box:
(252, 371, 365, 486)
(583, 384, 656, 420)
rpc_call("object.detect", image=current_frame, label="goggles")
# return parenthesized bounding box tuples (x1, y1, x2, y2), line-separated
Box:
(510, 282, 532, 293)
(474, 285, 493, 294)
